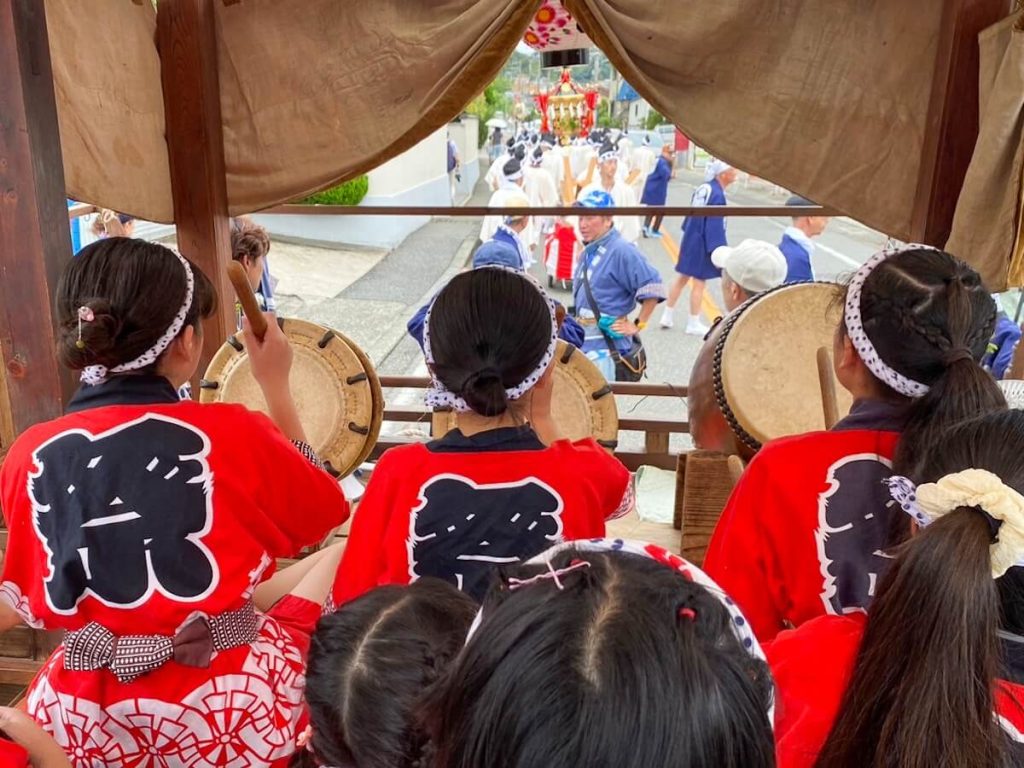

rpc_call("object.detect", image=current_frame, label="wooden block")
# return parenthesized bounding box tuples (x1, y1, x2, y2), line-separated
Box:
(0, 626, 34, 659)
(679, 451, 743, 566)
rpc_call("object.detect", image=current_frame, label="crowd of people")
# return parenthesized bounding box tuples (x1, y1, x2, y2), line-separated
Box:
(4, 132, 1024, 768)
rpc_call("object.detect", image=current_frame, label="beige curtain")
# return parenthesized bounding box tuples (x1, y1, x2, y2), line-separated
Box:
(46, 0, 173, 222)
(214, 0, 538, 215)
(46, 0, 537, 223)
(566, 0, 942, 241)
(946, 13, 1024, 291)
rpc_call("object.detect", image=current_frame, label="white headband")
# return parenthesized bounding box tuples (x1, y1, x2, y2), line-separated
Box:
(598, 150, 618, 163)
(81, 250, 195, 386)
(464, 538, 773, 723)
(844, 245, 943, 399)
(504, 168, 524, 182)
(423, 266, 558, 413)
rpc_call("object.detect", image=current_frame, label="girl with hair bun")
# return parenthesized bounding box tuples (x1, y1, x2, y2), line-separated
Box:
(329, 267, 633, 607)
(769, 409, 1024, 768)
(0, 237, 349, 766)
(704, 244, 1006, 641)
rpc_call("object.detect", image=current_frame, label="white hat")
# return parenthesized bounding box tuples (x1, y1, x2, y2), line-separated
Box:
(711, 239, 787, 294)
(704, 158, 734, 181)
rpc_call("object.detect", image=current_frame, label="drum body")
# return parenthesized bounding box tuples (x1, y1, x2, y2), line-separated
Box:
(439, 340, 618, 449)
(200, 318, 383, 478)
(688, 283, 853, 457)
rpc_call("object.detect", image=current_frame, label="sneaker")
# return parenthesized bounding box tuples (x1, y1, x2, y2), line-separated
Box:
(659, 309, 674, 329)
(651, 228, 663, 237)
(641, 226, 652, 238)
(685, 316, 710, 336)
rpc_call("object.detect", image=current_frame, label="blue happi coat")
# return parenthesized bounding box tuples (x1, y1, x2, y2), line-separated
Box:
(676, 179, 727, 280)
(640, 156, 672, 206)
(572, 227, 665, 359)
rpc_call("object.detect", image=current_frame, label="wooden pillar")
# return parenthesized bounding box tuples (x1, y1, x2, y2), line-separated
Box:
(910, 0, 1010, 246)
(0, 0, 73, 451)
(156, 0, 236, 377)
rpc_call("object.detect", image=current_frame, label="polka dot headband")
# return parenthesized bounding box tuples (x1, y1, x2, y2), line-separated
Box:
(80, 250, 195, 386)
(844, 244, 942, 398)
(464, 538, 773, 723)
(423, 265, 558, 413)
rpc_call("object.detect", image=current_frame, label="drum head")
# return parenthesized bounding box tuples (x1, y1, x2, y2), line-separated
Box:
(440, 340, 619, 449)
(719, 283, 853, 447)
(200, 318, 379, 478)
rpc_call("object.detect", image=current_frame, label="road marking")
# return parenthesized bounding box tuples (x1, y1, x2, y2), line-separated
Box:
(764, 220, 862, 269)
(659, 232, 722, 321)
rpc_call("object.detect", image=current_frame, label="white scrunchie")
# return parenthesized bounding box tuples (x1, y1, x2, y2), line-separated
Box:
(80, 250, 195, 386)
(844, 244, 943, 399)
(423, 265, 558, 413)
(887, 469, 1024, 577)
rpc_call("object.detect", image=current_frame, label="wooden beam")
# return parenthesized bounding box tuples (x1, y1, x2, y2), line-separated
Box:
(911, 0, 1010, 246)
(156, 0, 235, 378)
(0, 0, 73, 451)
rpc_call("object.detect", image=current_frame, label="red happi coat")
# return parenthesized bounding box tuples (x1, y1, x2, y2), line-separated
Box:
(0, 378, 348, 767)
(703, 400, 904, 642)
(330, 427, 632, 607)
(766, 613, 1024, 768)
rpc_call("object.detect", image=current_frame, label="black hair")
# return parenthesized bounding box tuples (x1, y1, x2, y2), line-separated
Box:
(423, 548, 775, 768)
(293, 580, 477, 768)
(428, 269, 552, 417)
(841, 246, 1005, 481)
(56, 237, 217, 373)
(503, 158, 521, 178)
(816, 409, 1024, 768)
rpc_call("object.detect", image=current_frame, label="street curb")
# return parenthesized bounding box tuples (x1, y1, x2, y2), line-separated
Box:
(373, 230, 478, 369)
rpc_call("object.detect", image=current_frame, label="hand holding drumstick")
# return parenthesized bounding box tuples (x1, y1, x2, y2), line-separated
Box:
(229, 261, 309, 444)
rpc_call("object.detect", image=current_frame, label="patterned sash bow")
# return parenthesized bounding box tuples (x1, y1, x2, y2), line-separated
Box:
(63, 601, 258, 684)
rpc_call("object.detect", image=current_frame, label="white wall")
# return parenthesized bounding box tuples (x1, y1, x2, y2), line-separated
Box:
(255, 126, 457, 250)
(448, 116, 480, 203)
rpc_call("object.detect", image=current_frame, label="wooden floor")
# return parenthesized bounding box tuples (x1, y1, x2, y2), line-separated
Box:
(606, 510, 681, 552)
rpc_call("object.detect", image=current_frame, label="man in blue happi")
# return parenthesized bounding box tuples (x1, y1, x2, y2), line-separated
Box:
(407, 240, 585, 351)
(982, 294, 1022, 380)
(779, 195, 830, 283)
(572, 190, 666, 380)
(659, 159, 737, 336)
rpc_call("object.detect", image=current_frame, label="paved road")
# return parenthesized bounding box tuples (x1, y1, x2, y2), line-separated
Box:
(268, 161, 886, 448)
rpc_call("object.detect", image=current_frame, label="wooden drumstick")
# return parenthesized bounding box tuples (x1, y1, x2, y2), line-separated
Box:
(817, 346, 840, 430)
(227, 261, 268, 340)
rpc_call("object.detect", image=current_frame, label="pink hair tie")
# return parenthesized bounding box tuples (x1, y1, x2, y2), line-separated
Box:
(507, 559, 590, 591)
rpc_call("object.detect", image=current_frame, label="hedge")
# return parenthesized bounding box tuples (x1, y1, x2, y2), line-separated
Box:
(298, 175, 369, 206)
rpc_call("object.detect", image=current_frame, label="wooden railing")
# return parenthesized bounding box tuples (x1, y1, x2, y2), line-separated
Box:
(374, 376, 689, 471)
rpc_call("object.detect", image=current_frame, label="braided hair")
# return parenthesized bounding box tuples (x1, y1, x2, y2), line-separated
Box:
(291, 580, 476, 768)
(842, 247, 1006, 485)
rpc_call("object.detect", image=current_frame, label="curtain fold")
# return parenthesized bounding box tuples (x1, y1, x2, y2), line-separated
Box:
(565, 0, 943, 241)
(46, 0, 174, 222)
(214, 0, 539, 216)
(946, 13, 1024, 291)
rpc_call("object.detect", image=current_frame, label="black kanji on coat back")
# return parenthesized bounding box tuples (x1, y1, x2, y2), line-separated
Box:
(29, 414, 217, 613)
(410, 475, 564, 600)
(817, 455, 895, 614)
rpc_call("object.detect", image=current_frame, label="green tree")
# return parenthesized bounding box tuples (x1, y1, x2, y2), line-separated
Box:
(645, 110, 668, 130)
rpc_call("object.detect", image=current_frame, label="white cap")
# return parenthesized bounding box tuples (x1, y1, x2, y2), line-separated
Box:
(705, 158, 734, 181)
(712, 239, 787, 294)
